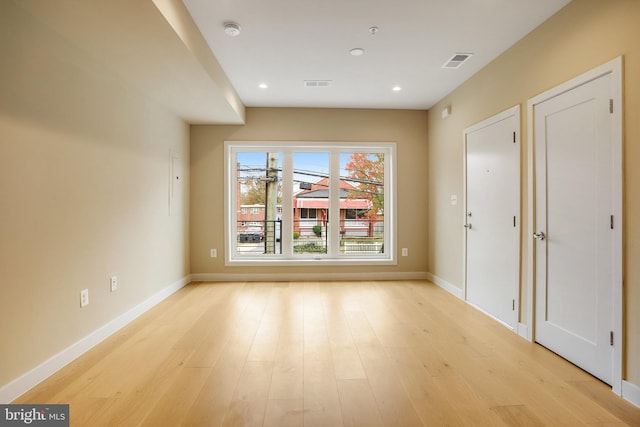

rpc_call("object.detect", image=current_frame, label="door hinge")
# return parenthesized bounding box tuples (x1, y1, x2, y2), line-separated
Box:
(513, 216, 516, 227)
(610, 99, 614, 114)
(610, 331, 614, 346)
(610, 215, 614, 230)
(513, 131, 516, 143)
(512, 299, 515, 310)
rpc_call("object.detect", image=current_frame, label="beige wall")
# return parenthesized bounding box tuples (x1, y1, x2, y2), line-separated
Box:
(190, 107, 428, 278)
(0, 1, 190, 388)
(427, 0, 640, 386)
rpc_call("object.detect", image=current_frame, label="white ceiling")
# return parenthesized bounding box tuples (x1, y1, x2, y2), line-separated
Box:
(183, 0, 572, 110)
(13, 0, 572, 123)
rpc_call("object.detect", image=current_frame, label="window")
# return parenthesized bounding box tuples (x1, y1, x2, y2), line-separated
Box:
(345, 209, 367, 220)
(300, 208, 317, 219)
(225, 142, 395, 265)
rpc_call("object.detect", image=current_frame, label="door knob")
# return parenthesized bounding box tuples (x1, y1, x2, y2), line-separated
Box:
(533, 231, 546, 240)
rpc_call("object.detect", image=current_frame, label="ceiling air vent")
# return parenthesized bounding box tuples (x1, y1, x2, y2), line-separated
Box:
(442, 53, 473, 69)
(304, 80, 333, 88)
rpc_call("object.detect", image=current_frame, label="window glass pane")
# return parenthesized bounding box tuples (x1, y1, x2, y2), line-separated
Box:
(293, 152, 329, 255)
(340, 152, 385, 254)
(235, 151, 282, 255)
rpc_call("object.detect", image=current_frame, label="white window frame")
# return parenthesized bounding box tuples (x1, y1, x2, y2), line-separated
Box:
(224, 141, 396, 266)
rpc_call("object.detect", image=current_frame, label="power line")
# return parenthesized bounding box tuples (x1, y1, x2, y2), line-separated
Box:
(238, 167, 383, 187)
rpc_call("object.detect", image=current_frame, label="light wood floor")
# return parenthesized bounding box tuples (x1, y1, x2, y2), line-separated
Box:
(16, 280, 640, 426)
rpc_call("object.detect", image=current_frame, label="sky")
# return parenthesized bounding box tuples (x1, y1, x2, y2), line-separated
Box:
(237, 151, 364, 185)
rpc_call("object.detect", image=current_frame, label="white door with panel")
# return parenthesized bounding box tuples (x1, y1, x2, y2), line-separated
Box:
(533, 70, 617, 385)
(465, 107, 520, 329)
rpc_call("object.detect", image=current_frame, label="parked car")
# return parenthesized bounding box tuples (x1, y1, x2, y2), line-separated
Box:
(238, 226, 263, 242)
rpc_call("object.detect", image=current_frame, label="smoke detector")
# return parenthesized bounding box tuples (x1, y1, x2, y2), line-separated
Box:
(224, 22, 241, 37)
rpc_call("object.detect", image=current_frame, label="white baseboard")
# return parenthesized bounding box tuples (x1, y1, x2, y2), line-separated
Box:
(0, 275, 191, 404)
(622, 380, 640, 408)
(425, 272, 464, 299)
(191, 271, 429, 282)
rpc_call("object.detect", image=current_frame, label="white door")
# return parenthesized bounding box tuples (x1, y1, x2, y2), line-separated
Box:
(465, 107, 520, 329)
(533, 72, 615, 384)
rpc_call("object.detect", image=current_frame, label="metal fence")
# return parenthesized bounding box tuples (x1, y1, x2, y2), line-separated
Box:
(236, 219, 384, 255)
(237, 220, 282, 254)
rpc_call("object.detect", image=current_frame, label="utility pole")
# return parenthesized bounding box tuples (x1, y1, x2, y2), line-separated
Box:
(264, 153, 278, 254)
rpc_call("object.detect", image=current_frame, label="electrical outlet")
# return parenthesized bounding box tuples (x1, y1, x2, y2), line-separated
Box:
(210, 248, 217, 258)
(402, 248, 409, 257)
(80, 289, 89, 307)
(110, 276, 118, 292)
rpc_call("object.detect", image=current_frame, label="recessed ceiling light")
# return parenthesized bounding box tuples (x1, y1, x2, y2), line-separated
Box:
(224, 22, 241, 37)
(350, 48, 365, 56)
(392, 86, 402, 92)
(258, 83, 268, 89)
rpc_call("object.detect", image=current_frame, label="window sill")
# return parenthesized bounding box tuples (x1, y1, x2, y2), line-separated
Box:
(225, 257, 397, 267)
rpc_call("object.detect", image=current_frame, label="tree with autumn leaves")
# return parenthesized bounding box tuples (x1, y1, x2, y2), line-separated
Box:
(241, 178, 282, 205)
(344, 153, 384, 234)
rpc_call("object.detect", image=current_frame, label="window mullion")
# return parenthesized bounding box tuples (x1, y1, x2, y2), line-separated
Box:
(328, 150, 341, 257)
(281, 150, 293, 257)
(228, 147, 239, 258)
